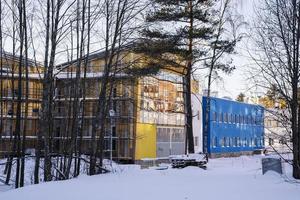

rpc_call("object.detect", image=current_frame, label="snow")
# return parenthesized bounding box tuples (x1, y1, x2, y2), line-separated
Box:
(0, 155, 299, 200)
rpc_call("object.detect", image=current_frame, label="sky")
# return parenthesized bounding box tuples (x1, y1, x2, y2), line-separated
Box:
(0, 0, 260, 100)
(209, 0, 260, 99)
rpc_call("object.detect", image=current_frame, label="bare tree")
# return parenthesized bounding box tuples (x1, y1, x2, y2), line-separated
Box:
(251, 0, 300, 179)
(89, 0, 144, 175)
(202, 0, 242, 159)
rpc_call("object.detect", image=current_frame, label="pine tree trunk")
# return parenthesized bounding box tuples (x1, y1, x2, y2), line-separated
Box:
(185, 0, 195, 154)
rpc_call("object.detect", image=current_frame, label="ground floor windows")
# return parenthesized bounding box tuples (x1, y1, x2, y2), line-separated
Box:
(212, 136, 217, 147)
(156, 127, 185, 157)
(220, 137, 225, 147)
(213, 136, 263, 149)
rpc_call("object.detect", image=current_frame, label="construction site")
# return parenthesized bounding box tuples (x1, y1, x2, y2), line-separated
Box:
(0, 50, 188, 163)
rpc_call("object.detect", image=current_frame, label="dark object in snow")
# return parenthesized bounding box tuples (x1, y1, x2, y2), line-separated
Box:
(155, 166, 169, 170)
(262, 158, 282, 175)
(171, 158, 207, 169)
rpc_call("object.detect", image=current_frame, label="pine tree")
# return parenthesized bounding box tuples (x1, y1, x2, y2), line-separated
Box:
(236, 93, 245, 102)
(134, 0, 214, 153)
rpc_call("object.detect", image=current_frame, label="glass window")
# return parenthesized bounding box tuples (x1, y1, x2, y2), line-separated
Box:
(244, 138, 247, 146)
(225, 137, 230, 147)
(219, 113, 223, 122)
(212, 136, 217, 147)
(221, 137, 225, 147)
(212, 112, 217, 122)
(224, 113, 228, 123)
(229, 137, 233, 147)
(237, 137, 240, 147)
(233, 137, 238, 147)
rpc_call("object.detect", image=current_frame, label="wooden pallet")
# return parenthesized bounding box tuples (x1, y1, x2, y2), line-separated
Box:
(171, 158, 207, 169)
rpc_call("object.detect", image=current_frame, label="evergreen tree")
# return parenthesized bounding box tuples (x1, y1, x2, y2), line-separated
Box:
(134, 0, 214, 153)
(236, 92, 245, 102)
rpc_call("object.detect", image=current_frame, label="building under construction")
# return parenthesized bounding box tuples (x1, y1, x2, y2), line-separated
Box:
(0, 49, 188, 162)
(0, 52, 43, 156)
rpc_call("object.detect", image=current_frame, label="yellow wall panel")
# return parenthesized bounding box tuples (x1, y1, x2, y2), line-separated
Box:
(135, 123, 156, 160)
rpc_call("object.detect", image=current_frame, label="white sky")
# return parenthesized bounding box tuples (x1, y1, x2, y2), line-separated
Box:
(1, 0, 260, 100)
(211, 0, 260, 99)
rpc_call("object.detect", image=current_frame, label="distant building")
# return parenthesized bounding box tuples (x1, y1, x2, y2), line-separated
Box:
(202, 96, 264, 157)
(202, 89, 218, 98)
(264, 109, 291, 152)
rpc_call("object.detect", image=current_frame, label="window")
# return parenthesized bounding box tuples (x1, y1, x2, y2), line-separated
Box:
(212, 112, 217, 122)
(233, 137, 238, 147)
(229, 137, 233, 147)
(212, 136, 217, 147)
(237, 137, 240, 147)
(219, 113, 223, 122)
(269, 138, 274, 146)
(224, 113, 228, 123)
(244, 138, 247, 147)
(221, 137, 225, 147)
(112, 126, 116, 137)
(225, 137, 230, 147)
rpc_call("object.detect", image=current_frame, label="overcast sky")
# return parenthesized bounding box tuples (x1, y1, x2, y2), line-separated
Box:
(208, 0, 260, 99)
(1, 0, 260, 100)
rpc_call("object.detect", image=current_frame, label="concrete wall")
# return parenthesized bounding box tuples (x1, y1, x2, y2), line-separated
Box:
(192, 94, 202, 153)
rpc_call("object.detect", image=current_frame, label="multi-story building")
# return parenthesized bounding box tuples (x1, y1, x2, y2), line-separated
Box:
(51, 50, 187, 162)
(0, 48, 189, 161)
(264, 109, 291, 153)
(0, 52, 43, 155)
(202, 96, 265, 157)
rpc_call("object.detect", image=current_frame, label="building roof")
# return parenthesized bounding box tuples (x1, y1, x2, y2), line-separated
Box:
(0, 49, 42, 67)
(203, 96, 265, 109)
(56, 43, 134, 71)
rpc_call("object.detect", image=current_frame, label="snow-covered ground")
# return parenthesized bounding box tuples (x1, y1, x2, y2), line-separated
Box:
(0, 155, 299, 200)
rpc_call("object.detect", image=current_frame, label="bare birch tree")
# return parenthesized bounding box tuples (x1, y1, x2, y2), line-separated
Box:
(251, 0, 300, 179)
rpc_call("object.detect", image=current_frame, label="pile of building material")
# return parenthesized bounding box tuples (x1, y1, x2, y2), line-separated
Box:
(170, 154, 207, 169)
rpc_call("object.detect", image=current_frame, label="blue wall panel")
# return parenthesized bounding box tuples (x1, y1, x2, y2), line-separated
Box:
(202, 97, 264, 154)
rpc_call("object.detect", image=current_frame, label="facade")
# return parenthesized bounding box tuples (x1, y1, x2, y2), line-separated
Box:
(0, 53, 43, 155)
(135, 72, 186, 159)
(264, 109, 291, 152)
(192, 93, 202, 152)
(202, 96, 265, 157)
(0, 49, 188, 161)
(48, 50, 186, 161)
